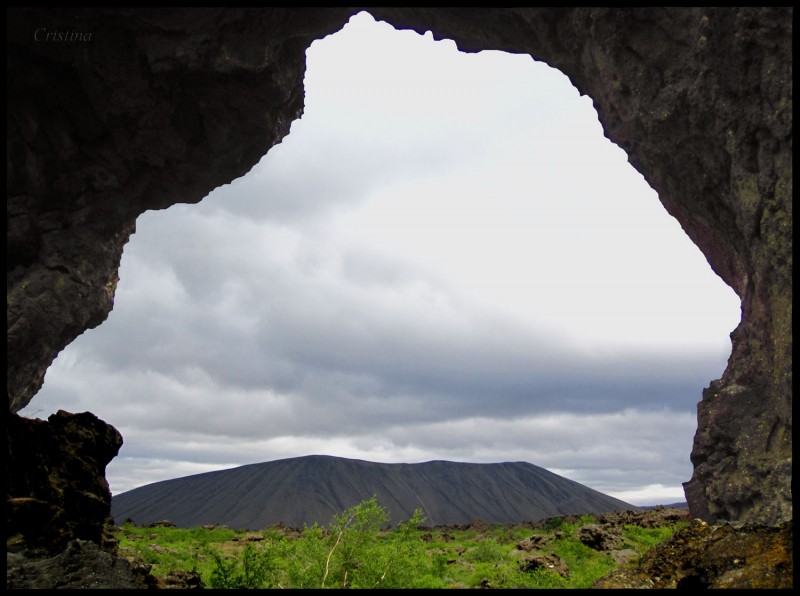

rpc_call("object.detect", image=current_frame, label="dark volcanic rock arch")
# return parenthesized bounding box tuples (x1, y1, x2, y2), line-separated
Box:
(7, 7, 792, 529)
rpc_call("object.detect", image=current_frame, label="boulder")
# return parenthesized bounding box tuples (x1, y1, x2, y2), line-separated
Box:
(515, 534, 552, 552)
(577, 524, 622, 552)
(519, 553, 570, 578)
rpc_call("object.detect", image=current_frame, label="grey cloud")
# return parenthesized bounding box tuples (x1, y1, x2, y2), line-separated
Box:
(102, 408, 696, 500)
(71, 204, 728, 432)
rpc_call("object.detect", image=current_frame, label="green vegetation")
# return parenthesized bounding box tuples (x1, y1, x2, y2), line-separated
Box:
(115, 524, 238, 580)
(622, 523, 677, 551)
(114, 500, 686, 589)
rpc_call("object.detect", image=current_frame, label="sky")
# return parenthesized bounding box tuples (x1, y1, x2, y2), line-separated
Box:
(20, 12, 741, 507)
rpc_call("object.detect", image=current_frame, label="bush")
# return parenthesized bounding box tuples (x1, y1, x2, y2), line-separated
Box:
(207, 496, 427, 589)
(208, 541, 283, 589)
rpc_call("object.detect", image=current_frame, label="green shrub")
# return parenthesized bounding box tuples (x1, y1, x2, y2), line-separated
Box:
(208, 541, 281, 589)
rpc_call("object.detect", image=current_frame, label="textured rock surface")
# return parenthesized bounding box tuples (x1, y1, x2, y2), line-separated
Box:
(592, 518, 793, 589)
(7, 411, 122, 554)
(578, 524, 622, 552)
(6, 5, 792, 540)
(7, 539, 152, 589)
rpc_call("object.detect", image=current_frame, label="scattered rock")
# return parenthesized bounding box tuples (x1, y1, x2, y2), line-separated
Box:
(515, 534, 552, 552)
(148, 544, 179, 555)
(519, 553, 570, 578)
(577, 524, 622, 551)
(244, 533, 265, 542)
(153, 569, 204, 589)
(147, 520, 176, 528)
(598, 507, 689, 529)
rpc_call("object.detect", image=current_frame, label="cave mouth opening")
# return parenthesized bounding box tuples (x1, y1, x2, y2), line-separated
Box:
(20, 11, 740, 507)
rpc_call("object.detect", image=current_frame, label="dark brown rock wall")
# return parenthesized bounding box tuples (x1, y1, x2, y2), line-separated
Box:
(7, 7, 353, 412)
(6, 7, 792, 528)
(7, 411, 123, 553)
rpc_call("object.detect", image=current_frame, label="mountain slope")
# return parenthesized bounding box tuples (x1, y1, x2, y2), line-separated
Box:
(111, 455, 639, 529)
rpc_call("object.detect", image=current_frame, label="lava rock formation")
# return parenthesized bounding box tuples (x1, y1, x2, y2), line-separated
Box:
(6, 6, 792, 570)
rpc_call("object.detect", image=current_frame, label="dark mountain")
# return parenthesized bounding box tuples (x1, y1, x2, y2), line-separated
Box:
(642, 502, 688, 510)
(111, 455, 639, 530)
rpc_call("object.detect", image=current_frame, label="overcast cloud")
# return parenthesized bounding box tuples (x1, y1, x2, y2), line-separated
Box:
(20, 12, 741, 506)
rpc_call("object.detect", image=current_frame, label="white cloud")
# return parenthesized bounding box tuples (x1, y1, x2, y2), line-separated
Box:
(608, 485, 689, 507)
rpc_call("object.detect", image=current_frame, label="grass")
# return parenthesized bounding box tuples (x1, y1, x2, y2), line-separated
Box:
(115, 524, 239, 580)
(113, 502, 687, 589)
